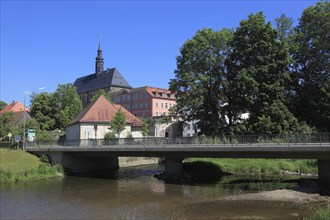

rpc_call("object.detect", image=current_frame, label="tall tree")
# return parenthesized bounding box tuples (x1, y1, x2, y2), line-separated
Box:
(292, 0, 330, 132)
(109, 108, 126, 138)
(53, 83, 83, 130)
(226, 12, 299, 134)
(170, 28, 233, 136)
(30, 92, 56, 130)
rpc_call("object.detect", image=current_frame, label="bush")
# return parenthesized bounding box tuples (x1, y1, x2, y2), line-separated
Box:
(53, 164, 64, 173)
(39, 154, 51, 164)
(103, 131, 117, 145)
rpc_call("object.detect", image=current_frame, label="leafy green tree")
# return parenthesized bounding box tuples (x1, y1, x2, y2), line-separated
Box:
(30, 92, 56, 130)
(170, 28, 233, 136)
(0, 112, 16, 140)
(53, 84, 83, 129)
(292, 0, 330, 132)
(226, 12, 298, 134)
(0, 101, 7, 111)
(90, 89, 111, 102)
(109, 108, 126, 137)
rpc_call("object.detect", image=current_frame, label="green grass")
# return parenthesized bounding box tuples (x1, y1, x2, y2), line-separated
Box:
(0, 148, 63, 183)
(184, 158, 318, 175)
(0, 148, 41, 172)
(307, 205, 330, 220)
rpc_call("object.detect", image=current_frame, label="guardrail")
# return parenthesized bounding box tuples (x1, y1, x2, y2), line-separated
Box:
(25, 133, 330, 148)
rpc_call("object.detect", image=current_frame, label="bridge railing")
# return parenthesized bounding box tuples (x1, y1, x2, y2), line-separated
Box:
(25, 133, 330, 148)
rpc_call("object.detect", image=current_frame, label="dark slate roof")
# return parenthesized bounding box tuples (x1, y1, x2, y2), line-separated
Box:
(73, 68, 132, 94)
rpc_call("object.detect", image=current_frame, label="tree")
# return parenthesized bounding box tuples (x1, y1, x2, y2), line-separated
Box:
(170, 28, 233, 136)
(30, 92, 56, 130)
(0, 101, 7, 111)
(226, 12, 298, 134)
(90, 89, 111, 103)
(53, 84, 83, 130)
(274, 13, 294, 42)
(292, 0, 330, 132)
(141, 118, 149, 137)
(0, 112, 16, 140)
(109, 108, 126, 137)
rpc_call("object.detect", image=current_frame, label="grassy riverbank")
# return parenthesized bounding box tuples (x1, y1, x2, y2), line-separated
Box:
(0, 148, 63, 183)
(184, 158, 318, 175)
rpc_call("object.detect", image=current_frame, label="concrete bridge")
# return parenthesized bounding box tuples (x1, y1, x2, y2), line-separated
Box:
(26, 134, 330, 194)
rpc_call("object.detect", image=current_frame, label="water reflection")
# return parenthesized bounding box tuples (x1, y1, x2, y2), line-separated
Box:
(0, 164, 320, 220)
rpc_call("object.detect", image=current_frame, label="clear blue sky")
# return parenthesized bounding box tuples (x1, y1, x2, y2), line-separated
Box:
(0, 0, 318, 106)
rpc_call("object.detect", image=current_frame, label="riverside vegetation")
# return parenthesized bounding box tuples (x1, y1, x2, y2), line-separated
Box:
(184, 158, 318, 176)
(0, 148, 63, 183)
(307, 205, 330, 220)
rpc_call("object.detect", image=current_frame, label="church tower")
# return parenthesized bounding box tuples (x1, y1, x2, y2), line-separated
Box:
(95, 42, 104, 75)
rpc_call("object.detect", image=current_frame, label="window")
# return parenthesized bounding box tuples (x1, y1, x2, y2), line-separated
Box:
(145, 102, 148, 108)
(156, 112, 158, 116)
(170, 103, 172, 108)
(140, 103, 143, 109)
(127, 95, 131, 101)
(161, 103, 164, 108)
(165, 103, 168, 109)
(156, 102, 159, 108)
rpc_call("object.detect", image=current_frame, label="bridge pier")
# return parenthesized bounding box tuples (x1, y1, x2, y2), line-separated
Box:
(318, 159, 330, 195)
(165, 157, 183, 177)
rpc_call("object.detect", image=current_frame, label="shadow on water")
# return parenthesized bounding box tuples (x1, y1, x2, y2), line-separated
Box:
(155, 161, 232, 185)
(69, 165, 163, 180)
(69, 162, 319, 195)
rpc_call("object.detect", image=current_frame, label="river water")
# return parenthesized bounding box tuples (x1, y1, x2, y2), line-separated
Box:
(0, 164, 321, 219)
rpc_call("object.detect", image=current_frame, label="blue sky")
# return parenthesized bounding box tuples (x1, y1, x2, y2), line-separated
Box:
(1, 0, 318, 106)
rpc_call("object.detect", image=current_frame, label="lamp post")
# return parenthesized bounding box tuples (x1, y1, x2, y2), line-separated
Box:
(22, 87, 46, 150)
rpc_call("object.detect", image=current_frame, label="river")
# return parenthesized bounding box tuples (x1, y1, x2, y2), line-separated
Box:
(0, 164, 322, 219)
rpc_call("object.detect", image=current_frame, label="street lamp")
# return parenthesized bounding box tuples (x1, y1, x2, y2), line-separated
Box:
(22, 87, 46, 150)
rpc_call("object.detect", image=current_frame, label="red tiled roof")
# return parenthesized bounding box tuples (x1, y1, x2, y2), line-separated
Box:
(0, 101, 29, 114)
(66, 95, 143, 127)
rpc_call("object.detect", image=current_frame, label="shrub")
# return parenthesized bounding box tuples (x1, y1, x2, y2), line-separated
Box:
(39, 154, 51, 164)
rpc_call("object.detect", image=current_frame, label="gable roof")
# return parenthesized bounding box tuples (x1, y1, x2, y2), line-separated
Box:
(66, 95, 142, 127)
(73, 68, 132, 94)
(0, 101, 29, 114)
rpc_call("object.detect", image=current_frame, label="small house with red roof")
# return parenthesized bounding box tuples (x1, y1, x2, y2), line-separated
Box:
(0, 101, 31, 125)
(65, 95, 143, 142)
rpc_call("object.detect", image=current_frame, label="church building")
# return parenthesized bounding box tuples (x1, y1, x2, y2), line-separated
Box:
(73, 44, 132, 107)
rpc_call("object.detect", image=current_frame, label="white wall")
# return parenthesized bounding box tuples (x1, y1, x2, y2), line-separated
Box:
(66, 123, 143, 140)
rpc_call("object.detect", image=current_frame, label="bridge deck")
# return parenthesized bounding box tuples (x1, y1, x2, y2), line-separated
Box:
(27, 143, 330, 159)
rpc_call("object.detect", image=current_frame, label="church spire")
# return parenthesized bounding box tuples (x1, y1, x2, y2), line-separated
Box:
(95, 41, 104, 75)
